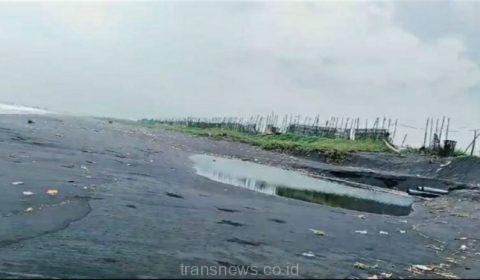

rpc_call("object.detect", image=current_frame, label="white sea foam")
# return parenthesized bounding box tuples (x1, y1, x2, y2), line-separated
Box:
(0, 103, 51, 115)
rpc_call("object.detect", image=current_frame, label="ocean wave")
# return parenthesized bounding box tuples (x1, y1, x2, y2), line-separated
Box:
(0, 103, 51, 115)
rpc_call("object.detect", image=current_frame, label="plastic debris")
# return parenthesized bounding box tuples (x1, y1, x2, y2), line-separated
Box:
(12, 181, 24, 186)
(46, 189, 59, 196)
(379, 231, 389, 235)
(355, 230, 368, 234)
(399, 230, 406, 234)
(446, 257, 460, 264)
(380, 272, 392, 278)
(452, 212, 470, 218)
(353, 262, 377, 270)
(440, 161, 452, 167)
(301, 251, 315, 258)
(411, 264, 434, 272)
(426, 244, 443, 251)
(435, 272, 458, 279)
(25, 207, 33, 212)
(460, 245, 467, 251)
(309, 229, 326, 236)
(357, 214, 366, 219)
(22, 191, 35, 196)
(354, 262, 368, 270)
(80, 165, 88, 170)
(367, 275, 378, 279)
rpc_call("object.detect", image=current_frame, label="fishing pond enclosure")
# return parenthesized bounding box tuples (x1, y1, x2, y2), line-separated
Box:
(141, 113, 476, 157)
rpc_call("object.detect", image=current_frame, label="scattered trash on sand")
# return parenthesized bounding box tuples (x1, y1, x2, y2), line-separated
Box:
(380, 272, 392, 278)
(355, 230, 368, 235)
(409, 264, 434, 273)
(301, 251, 315, 258)
(11, 181, 24, 185)
(426, 244, 444, 251)
(46, 189, 59, 196)
(22, 191, 34, 196)
(354, 262, 377, 270)
(354, 262, 368, 270)
(309, 229, 326, 236)
(409, 263, 450, 276)
(435, 272, 459, 279)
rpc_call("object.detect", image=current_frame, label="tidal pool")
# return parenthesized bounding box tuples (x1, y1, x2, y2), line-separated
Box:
(190, 154, 414, 216)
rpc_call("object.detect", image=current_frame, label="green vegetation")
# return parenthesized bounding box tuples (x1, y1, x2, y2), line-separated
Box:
(141, 122, 389, 162)
(399, 146, 468, 158)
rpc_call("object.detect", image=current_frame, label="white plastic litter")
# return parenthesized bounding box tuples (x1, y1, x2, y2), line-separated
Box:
(411, 264, 433, 271)
(46, 189, 59, 196)
(301, 251, 315, 258)
(309, 229, 326, 236)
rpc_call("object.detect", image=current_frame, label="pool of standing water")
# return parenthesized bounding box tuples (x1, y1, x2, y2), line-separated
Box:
(190, 154, 414, 216)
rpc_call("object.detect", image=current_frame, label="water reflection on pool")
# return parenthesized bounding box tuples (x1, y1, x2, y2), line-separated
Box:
(191, 154, 414, 216)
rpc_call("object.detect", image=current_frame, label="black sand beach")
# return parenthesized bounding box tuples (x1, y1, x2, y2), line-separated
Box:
(0, 114, 479, 278)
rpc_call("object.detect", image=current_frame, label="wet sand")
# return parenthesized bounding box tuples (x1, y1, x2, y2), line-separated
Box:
(0, 114, 479, 278)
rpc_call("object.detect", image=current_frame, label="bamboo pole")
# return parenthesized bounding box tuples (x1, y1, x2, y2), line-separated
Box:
(439, 116, 445, 142)
(423, 118, 429, 148)
(445, 118, 450, 140)
(392, 119, 398, 144)
(401, 134, 408, 147)
(472, 130, 477, 156)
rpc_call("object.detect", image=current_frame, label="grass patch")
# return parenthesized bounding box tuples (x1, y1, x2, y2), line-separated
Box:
(141, 123, 389, 162)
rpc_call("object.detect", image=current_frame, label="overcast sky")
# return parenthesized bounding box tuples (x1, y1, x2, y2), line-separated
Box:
(0, 1, 479, 137)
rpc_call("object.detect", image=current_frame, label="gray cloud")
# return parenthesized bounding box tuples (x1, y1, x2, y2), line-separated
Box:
(0, 1, 479, 146)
